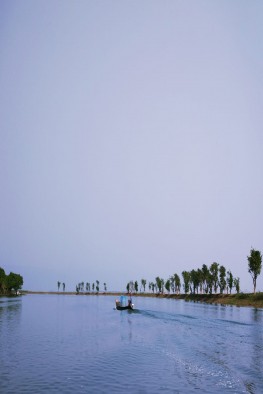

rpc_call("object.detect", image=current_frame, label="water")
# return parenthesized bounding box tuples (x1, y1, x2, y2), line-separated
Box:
(0, 295, 262, 393)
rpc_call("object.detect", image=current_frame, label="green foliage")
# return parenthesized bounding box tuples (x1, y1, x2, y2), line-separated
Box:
(148, 281, 155, 293)
(182, 271, 191, 294)
(165, 279, 171, 293)
(227, 270, 233, 294)
(190, 269, 201, 294)
(210, 262, 219, 293)
(174, 274, 181, 294)
(155, 277, 163, 293)
(141, 279, 147, 292)
(201, 264, 210, 294)
(219, 265, 226, 294)
(234, 277, 240, 293)
(0, 267, 7, 293)
(0, 268, 23, 295)
(247, 248, 262, 293)
(6, 272, 23, 294)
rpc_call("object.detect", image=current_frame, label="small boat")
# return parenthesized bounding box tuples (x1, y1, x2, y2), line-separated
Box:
(115, 295, 134, 310)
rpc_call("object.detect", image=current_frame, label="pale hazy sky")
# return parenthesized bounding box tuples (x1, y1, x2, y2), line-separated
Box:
(1, 1, 263, 292)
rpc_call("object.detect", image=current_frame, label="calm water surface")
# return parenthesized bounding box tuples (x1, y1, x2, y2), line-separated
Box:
(0, 295, 262, 393)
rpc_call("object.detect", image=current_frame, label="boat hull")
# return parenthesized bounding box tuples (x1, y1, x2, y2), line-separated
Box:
(116, 305, 133, 310)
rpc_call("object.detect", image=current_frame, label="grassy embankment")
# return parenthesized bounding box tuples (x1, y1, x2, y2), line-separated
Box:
(23, 291, 263, 308)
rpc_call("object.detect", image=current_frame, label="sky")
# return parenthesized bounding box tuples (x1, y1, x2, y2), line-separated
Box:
(1, 0, 263, 293)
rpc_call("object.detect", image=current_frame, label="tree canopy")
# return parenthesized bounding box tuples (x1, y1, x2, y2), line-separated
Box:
(247, 248, 262, 293)
(0, 267, 23, 295)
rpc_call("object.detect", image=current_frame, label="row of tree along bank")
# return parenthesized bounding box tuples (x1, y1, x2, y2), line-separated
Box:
(0, 267, 23, 295)
(55, 248, 262, 298)
(127, 248, 262, 296)
(56, 280, 108, 294)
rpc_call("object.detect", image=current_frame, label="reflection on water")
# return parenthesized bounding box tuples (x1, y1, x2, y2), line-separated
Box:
(0, 295, 262, 393)
(0, 297, 22, 326)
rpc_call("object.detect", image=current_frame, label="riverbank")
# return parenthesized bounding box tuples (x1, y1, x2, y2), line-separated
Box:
(22, 291, 263, 308)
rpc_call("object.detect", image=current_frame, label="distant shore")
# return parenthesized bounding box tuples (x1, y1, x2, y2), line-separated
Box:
(22, 291, 263, 308)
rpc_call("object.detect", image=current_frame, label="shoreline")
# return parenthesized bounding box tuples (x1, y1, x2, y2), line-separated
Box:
(21, 291, 263, 308)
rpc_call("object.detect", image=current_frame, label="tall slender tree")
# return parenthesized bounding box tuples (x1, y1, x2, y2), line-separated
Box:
(227, 270, 233, 294)
(219, 265, 226, 294)
(155, 277, 163, 293)
(201, 264, 209, 293)
(234, 277, 240, 293)
(174, 274, 181, 295)
(165, 279, 171, 293)
(247, 248, 262, 293)
(210, 262, 219, 293)
(141, 279, 147, 292)
(57, 281, 61, 291)
(182, 271, 191, 294)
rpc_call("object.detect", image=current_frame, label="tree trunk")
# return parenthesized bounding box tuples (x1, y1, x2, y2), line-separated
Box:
(253, 277, 256, 294)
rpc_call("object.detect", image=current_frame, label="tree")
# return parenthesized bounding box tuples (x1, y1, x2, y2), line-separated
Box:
(165, 279, 171, 293)
(6, 272, 23, 295)
(182, 271, 191, 294)
(0, 267, 7, 294)
(227, 270, 233, 294)
(234, 277, 240, 294)
(96, 280, 99, 293)
(247, 248, 262, 293)
(57, 281, 61, 292)
(210, 262, 219, 293)
(201, 264, 209, 294)
(62, 283, 65, 292)
(134, 280, 138, 293)
(141, 279, 147, 292)
(155, 277, 163, 293)
(219, 265, 226, 294)
(104, 282, 107, 292)
(174, 274, 181, 295)
(149, 282, 155, 293)
(190, 269, 200, 294)
(197, 269, 203, 293)
(170, 276, 175, 293)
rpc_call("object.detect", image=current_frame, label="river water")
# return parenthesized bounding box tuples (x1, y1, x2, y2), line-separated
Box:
(0, 294, 262, 393)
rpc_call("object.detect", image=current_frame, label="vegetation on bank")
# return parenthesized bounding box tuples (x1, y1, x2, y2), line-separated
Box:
(126, 248, 262, 297)
(1, 247, 262, 308)
(64, 249, 261, 299)
(151, 292, 263, 308)
(0, 267, 23, 295)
